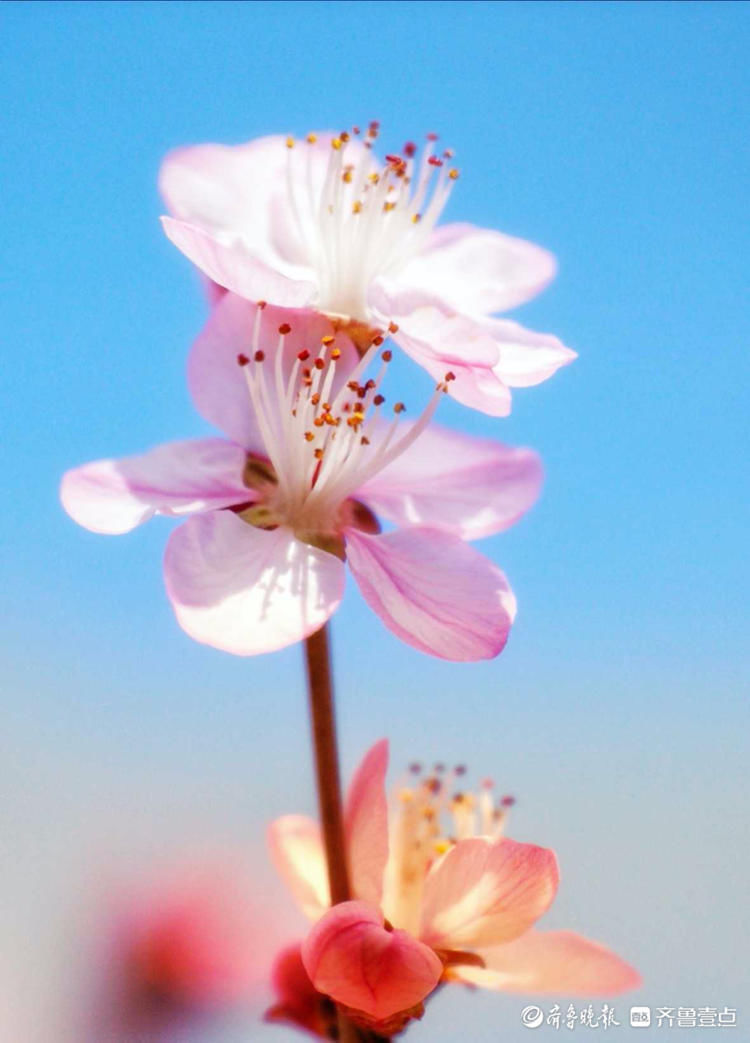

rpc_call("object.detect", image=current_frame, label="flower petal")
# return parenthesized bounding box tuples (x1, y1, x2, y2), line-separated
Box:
(345, 528, 516, 661)
(398, 222, 557, 315)
(266, 943, 336, 1039)
(189, 293, 360, 449)
(345, 740, 389, 908)
(420, 837, 559, 950)
(160, 137, 292, 264)
(268, 816, 329, 921)
(448, 930, 641, 995)
(163, 512, 345, 655)
(60, 439, 249, 535)
(161, 216, 316, 307)
(372, 294, 512, 416)
(359, 423, 543, 540)
(484, 317, 578, 388)
(301, 902, 442, 1023)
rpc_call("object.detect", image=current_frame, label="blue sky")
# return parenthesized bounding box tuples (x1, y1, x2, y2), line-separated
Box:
(2, 3, 749, 1040)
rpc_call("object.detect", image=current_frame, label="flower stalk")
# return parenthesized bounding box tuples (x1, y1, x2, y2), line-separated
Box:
(304, 623, 363, 1042)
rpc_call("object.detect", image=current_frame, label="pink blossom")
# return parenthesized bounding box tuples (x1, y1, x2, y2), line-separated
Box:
(61, 296, 542, 659)
(265, 944, 339, 1040)
(270, 741, 641, 1032)
(159, 125, 576, 416)
(86, 864, 267, 1040)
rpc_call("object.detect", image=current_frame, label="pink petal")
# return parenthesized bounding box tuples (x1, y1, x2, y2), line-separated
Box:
(449, 930, 641, 995)
(266, 943, 336, 1038)
(161, 133, 375, 276)
(345, 528, 516, 661)
(163, 512, 345, 655)
(484, 317, 578, 388)
(344, 740, 389, 908)
(60, 438, 249, 535)
(189, 293, 360, 449)
(160, 137, 293, 264)
(359, 423, 543, 540)
(370, 292, 512, 416)
(268, 816, 329, 921)
(161, 216, 315, 307)
(420, 837, 559, 950)
(398, 222, 557, 315)
(301, 902, 442, 1023)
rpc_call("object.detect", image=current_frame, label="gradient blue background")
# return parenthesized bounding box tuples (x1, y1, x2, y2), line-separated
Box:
(2, 2, 748, 1040)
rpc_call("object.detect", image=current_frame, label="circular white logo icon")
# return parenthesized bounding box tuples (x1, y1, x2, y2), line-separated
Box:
(521, 1005, 545, 1029)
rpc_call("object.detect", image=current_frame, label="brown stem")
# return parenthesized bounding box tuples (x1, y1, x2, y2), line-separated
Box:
(304, 624, 365, 1042)
(304, 623, 351, 903)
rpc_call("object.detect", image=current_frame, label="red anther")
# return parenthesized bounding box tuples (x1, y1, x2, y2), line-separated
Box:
(360, 436, 370, 445)
(428, 155, 444, 167)
(369, 120, 380, 130)
(403, 141, 417, 158)
(481, 777, 494, 790)
(445, 371, 456, 382)
(385, 154, 402, 164)
(257, 300, 267, 309)
(443, 148, 455, 159)
(500, 795, 516, 808)
(340, 130, 350, 143)
(394, 402, 405, 414)
(297, 349, 310, 361)
(372, 335, 384, 347)
(382, 349, 393, 362)
(352, 125, 361, 135)
(278, 323, 291, 335)
(237, 353, 249, 366)
(454, 764, 467, 776)
(409, 762, 422, 774)
(388, 321, 399, 333)
(365, 378, 376, 389)
(426, 132, 439, 141)
(254, 350, 265, 362)
(373, 394, 385, 406)
(314, 357, 325, 370)
(434, 762, 446, 773)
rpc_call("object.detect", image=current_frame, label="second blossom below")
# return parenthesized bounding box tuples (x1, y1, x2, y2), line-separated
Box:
(61, 296, 543, 659)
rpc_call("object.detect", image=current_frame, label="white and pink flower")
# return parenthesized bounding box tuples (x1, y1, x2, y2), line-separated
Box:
(160, 125, 576, 416)
(269, 741, 640, 1034)
(61, 296, 542, 659)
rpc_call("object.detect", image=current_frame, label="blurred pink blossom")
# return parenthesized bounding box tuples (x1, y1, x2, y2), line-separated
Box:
(160, 125, 575, 416)
(84, 863, 270, 1041)
(62, 297, 541, 659)
(270, 741, 641, 1034)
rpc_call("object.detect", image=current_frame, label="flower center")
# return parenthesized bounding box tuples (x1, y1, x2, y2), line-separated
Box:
(285, 123, 460, 320)
(383, 762, 515, 935)
(236, 307, 454, 549)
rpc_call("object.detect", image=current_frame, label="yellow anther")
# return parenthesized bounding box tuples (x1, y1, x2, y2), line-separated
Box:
(331, 137, 342, 150)
(285, 136, 295, 149)
(306, 132, 317, 144)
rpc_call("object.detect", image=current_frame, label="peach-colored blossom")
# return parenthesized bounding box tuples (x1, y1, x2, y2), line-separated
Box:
(270, 741, 640, 1032)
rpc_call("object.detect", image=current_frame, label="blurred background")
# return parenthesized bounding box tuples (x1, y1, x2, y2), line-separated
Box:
(1, 2, 748, 1040)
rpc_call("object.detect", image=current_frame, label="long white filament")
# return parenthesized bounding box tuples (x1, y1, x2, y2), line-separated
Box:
(284, 127, 459, 318)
